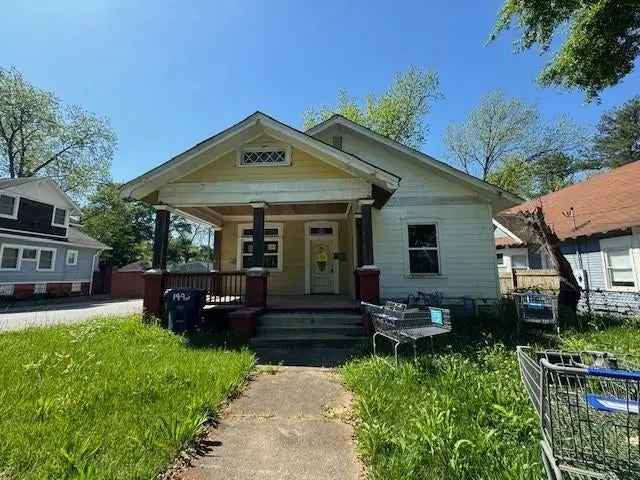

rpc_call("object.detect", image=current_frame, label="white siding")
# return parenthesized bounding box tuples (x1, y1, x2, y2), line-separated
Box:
(311, 127, 505, 301)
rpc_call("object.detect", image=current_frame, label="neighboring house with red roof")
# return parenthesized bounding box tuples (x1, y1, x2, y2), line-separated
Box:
(495, 161, 640, 315)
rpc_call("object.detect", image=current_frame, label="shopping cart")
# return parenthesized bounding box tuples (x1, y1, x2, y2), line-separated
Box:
(362, 301, 451, 365)
(517, 346, 640, 479)
(514, 292, 560, 337)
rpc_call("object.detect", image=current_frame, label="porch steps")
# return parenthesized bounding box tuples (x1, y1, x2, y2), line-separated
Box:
(249, 311, 367, 349)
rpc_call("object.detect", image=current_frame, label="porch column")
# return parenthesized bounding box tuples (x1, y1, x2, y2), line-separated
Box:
(152, 207, 170, 270)
(356, 198, 380, 306)
(251, 202, 266, 268)
(246, 202, 268, 308)
(213, 227, 222, 270)
(145, 207, 170, 319)
(360, 199, 374, 266)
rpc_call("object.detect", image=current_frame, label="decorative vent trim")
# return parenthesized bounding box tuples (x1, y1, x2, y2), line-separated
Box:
(237, 145, 291, 167)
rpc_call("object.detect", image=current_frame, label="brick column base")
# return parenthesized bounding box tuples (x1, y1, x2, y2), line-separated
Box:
(246, 268, 268, 308)
(355, 266, 380, 304)
(356, 266, 380, 334)
(143, 270, 165, 320)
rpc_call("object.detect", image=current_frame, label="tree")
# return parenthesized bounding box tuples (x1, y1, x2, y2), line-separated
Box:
(491, 1, 640, 101)
(303, 66, 441, 148)
(0, 67, 116, 200)
(82, 183, 154, 267)
(486, 156, 535, 198)
(593, 96, 640, 168)
(168, 217, 213, 265)
(444, 91, 587, 185)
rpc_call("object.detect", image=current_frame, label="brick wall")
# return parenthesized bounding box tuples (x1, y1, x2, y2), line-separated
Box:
(579, 290, 640, 317)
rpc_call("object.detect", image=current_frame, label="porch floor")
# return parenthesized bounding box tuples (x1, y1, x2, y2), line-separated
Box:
(267, 295, 358, 311)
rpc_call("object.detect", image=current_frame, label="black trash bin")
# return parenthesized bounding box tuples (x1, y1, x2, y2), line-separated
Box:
(163, 288, 205, 333)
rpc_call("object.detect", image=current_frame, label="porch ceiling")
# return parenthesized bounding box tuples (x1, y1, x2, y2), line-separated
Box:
(178, 202, 350, 225)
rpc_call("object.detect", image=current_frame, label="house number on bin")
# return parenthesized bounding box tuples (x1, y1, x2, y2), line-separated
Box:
(173, 292, 191, 302)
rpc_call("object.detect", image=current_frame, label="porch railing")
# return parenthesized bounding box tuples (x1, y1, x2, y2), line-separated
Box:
(161, 271, 246, 305)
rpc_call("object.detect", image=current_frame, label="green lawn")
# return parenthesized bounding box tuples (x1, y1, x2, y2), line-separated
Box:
(342, 323, 640, 480)
(0, 315, 254, 480)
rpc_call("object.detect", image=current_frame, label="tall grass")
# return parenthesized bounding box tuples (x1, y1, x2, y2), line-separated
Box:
(0, 315, 254, 480)
(342, 322, 640, 480)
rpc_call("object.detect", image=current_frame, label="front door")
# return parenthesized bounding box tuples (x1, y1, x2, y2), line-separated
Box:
(310, 238, 336, 294)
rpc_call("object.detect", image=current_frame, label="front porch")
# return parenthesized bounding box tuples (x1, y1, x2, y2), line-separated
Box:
(142, 198, 380, 319)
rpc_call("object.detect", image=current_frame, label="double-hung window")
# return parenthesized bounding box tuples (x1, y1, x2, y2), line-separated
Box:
(0, 193, 18, 219)
(0, 245, 20, 270)
(601, 237, 638, 291)
(406, 223, 440, 274)
(66, 249, 78, 266)
(52, 207, 67, 227)
(37, 248, 56, 272)
(237, 224, 282, 271)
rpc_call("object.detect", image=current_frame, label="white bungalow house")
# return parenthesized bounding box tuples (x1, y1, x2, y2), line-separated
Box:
(120, 112, 520, 321)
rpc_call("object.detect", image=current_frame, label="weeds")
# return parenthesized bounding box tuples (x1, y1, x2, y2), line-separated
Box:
(342, 322, 640, 479)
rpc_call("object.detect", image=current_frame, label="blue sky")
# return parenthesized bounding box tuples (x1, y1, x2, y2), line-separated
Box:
(3, 1, 638, 182)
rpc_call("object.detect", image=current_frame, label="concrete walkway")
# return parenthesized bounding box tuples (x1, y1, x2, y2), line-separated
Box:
(181, 367, 361, 480)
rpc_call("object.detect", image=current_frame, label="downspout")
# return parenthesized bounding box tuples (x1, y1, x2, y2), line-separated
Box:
(89, 250, 102, 295)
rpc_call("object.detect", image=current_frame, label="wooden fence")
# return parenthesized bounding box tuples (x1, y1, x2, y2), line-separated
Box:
(499, 268, 560, 293)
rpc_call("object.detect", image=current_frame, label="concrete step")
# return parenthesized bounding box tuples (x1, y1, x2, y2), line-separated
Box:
(249, 333, 369, 349)
(256, 324, 364, 337)
(258, 313, 362, 328)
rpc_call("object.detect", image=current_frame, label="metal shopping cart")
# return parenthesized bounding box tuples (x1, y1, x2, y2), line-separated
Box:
(517, 346, 640, 479)
(362, 301, 451, 365)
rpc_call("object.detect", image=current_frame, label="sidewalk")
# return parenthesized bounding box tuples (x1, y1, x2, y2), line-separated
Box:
(180, 366, 361, 480)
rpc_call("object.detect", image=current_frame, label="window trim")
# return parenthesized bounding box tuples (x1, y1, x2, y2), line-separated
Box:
(0, 193, 19, 220)
(600, 236, 639, 292)
(0, 245, 22, 271)
(236, 223, 284, 272)
(36, 248, 57, 272)
(66, 249, 79, 266)
(402, 220, 443, 277)
(236, 145, 292, 168)
(51, 206, 68, 228)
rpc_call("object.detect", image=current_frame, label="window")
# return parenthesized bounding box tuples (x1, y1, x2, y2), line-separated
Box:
(22, 248, 37, 261)
(52, 207, 67, 227)
(601, 236, 638, 291)
(0, 246, 20, 270)
(238, 146, 291, 167)
(310, 226, 334, 236)
(604, 249, 635, 288)
(496, 253, 504, 266)
(66, 249, 78, 266)
(0, 193, 18, 219)
(512, 254, 528, 269)
(237, 223, 282, 271)
(37, 248, 56, 271)
(406, 224, 440, 274)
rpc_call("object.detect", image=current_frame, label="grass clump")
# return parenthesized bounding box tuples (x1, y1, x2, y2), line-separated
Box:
(0, 314, 254, 480)
(342, 321, 640, 480)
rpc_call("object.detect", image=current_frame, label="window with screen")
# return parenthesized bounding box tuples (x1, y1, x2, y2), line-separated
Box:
(37, 249, 55, 271)
(406, 224, 439, 274)
(0, 246, 20, 270)
(238, 224, 282, 271)
(0, 194, 17, 218)
(604, 249, 635, 288)
(52, 207, 67, 227)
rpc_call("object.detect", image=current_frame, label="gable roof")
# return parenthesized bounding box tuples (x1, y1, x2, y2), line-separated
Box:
(121, 111, 401, 201)
(0, 177, 80, 214)
(306, 114, 523, 206)
(501, 160, 640, 240)
(493, 215, 539, 248)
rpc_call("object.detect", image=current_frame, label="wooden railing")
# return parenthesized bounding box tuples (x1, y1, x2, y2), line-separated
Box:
(162, 271, 246, 305)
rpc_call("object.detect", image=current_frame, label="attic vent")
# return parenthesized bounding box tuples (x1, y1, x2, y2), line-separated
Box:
(239, 146, 291, 167)
(332, 135, 343, 150)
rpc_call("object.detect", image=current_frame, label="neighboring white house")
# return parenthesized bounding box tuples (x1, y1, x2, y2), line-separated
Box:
(121, 112, 521, 308)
